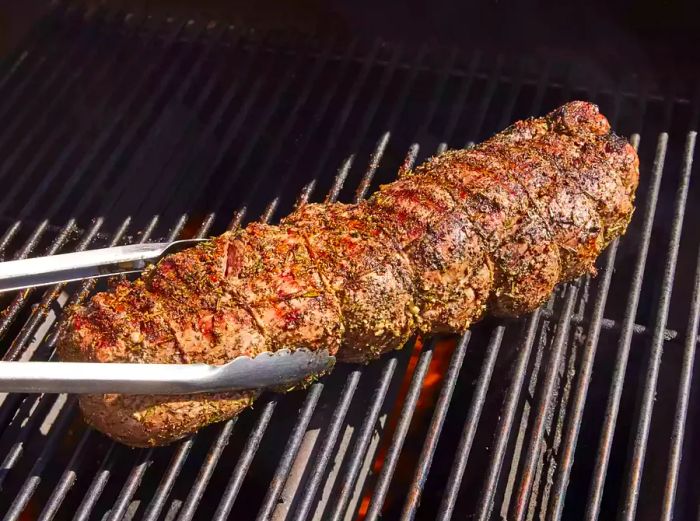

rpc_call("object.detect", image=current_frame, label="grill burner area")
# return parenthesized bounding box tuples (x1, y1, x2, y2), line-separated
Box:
(0, 5, 699, 521)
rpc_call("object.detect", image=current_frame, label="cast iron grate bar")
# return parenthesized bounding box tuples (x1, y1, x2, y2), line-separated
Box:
(253, 41, 395, 521)
(0, 10, 188, 448)
(1, 216, 157, 521)
(77, 28, 268, 518)
(68, 216, 192, 520)
(136, 42, 271, 521)
(0, 11, 201, 518)
(68, 29, 327, 518)
(398, 331, 475, 521)
(127, 36, 326, 521)
(661, 214, 700, 521)
(511, 285, 578, 521)
(584, 132, 670, 521)
(13, 13, 163, 221)
(619, 117, 698, 521)
(39, 18, 190, 220)
(102, 22, 234, 215)
(252, 155, 367, 521)
(0, 7, 83, 146)
(140, 33, 336, 521)
(321, 48, 470, 521)
(474, 312, 542, 521)
(546, 121, 640, 520)
(428, 53, 559, 521)
(436, 327, 504, 520)
(494, 65, 609, 521)
(361, 48, 507, 521)
(470, 61, 585, 521)
(277, 42, 690, 106)
(262, 45, 435, 519)
(0, 13, 147, 218)
(545, 220, 621, 521)
(285, 45, 435, 521)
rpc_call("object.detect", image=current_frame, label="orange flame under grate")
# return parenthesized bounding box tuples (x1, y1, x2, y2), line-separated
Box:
(357, 336, 458, 519)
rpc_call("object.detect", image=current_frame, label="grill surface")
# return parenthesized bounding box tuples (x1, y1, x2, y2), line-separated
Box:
(0, 5, 699, 521)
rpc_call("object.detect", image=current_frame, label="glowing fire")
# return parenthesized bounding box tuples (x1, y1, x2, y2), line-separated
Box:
(181, 213, 208, 238)
(357, 335, 458, 519)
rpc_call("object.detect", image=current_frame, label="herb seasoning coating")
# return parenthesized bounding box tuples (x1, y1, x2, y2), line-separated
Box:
(58, 101, 639, 447)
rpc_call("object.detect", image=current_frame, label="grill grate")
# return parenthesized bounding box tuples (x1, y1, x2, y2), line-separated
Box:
(0, 5, 699, 521)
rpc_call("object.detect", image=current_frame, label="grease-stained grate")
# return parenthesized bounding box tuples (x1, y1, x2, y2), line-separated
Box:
(0, 5, 698, 521)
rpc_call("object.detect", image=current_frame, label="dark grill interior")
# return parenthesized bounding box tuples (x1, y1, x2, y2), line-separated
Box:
(0, 4, 699, 520)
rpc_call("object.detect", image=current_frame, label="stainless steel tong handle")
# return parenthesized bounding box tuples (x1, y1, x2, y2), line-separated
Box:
(0, 349, 335, 394)
(0, 239, 206, 292)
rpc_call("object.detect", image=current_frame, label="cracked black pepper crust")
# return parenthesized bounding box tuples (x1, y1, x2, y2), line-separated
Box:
(58, 101, 639, 447)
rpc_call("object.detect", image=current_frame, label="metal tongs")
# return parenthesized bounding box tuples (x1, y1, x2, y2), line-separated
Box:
(0, 240, 336, 394)
(0, 239, 208, 292)
(0, 349, 335, 394)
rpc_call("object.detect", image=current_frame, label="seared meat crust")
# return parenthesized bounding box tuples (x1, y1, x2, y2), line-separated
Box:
(59, 101, 639, 446)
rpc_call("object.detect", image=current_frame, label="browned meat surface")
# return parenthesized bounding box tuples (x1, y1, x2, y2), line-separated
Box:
(58, 101, 639, 447)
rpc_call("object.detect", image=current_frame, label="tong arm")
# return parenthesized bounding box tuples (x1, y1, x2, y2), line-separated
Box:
(0, 349, 335, 394)
(0, 239, 206, 292)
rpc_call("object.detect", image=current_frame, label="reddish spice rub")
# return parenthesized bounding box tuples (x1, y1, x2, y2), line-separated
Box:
(58, 101, 639, 447)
